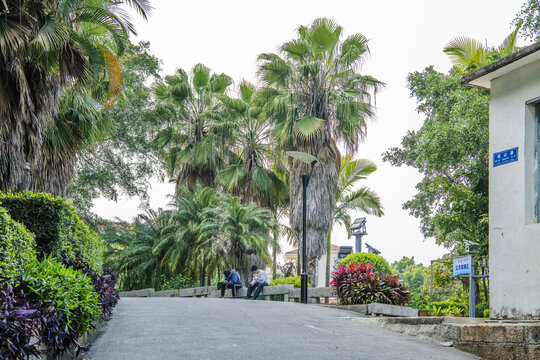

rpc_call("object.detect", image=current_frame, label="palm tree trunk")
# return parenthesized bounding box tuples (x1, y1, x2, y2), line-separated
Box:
(325, 231, 331, 287)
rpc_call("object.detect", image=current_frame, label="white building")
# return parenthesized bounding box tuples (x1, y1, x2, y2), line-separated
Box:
(463, 42, 540, 319)
(283, 244, 339, 287)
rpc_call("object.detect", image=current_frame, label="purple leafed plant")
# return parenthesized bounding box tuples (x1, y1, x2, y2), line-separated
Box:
(0, 282, 41, 360)
(330, 263, 412, 306)
(61, 256, 120, 319)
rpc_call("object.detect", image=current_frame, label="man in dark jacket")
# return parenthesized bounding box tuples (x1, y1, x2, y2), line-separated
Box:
(218, 269, 242, 298)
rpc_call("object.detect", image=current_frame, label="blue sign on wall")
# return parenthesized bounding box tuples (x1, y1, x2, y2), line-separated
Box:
(493, 147, 518, 167)
(453, 256, 472, 276)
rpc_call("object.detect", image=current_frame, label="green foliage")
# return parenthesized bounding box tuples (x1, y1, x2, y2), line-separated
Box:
(408, 294, 431, 310)
(514, 0, 540, 40)
(160, 274, 196, 290)
(0, 192, 103, 272)
(483, 308, 490, 318)
(0, 207, 36, 279)
(270, 276, 308, 288)
(338, 252, 392, 274)
(22, 257, 101, 334)
(391, 256, 428, 295)
(429, 300, 468, 316)
(384, 67, 489, 255)
(475, 302, 490, 318)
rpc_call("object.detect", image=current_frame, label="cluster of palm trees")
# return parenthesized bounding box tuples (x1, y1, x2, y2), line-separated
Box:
(104, 187, 276, 290)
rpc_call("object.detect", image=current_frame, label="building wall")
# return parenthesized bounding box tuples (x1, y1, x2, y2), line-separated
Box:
(314, 249, 338, 288)
(489, 59, 540, 319)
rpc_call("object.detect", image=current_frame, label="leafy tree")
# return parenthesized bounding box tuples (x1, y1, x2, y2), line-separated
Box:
(325, 155, 383, 286)
(153, 65, 233, 193)
(383, 67, 489, 254)
(67, 41, 163, 214)
(258, 18, 382, 282)
(514, 0, 540, 40)
(391, 256, 428, 295)
(0, 0, 151, 193)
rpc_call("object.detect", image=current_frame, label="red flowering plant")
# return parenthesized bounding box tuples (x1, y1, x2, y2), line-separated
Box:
(330, 263, 412, 306)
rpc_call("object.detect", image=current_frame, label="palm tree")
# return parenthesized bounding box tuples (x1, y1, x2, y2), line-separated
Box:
(218, 196, 275, 284)
(153, 65, 233, 193)
(257, 18, 383, 282)
(443, 23, 521, 72)
(325, 155, 384, 286)
(104, 208, 169, 290)
(154, 186, 223, 286)
(219, 81, 287, 277)
(0, 0, 151, 193)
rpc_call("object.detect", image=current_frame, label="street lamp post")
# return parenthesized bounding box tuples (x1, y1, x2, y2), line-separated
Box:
(286, 151, 319, 304)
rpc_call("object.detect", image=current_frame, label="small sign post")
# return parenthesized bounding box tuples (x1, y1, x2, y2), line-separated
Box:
(453, 256, 472, 276)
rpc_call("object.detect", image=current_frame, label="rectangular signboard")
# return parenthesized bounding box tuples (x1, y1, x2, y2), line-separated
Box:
(453, 256, 472, 276)
(493, 147, 518, 167)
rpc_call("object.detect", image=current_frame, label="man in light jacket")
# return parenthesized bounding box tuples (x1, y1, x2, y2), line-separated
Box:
(245, 265, 269, 300)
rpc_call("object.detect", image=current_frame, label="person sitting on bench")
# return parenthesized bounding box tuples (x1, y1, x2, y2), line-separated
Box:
(219, 269, 242, 298)
(245, 265, 269, 300)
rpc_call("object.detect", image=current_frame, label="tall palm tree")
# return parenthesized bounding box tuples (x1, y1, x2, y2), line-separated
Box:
(443, 23, 521, 72)
(153, 65, 233, 193)
(218, 196, 275, 284)
(257, 18, 383, 282)
(0, 0, 151, 193)
(325, 155, 383, 286)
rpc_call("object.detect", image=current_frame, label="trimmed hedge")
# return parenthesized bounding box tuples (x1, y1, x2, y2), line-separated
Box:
(0, 192, 103, 272)
(0, 206, 36, 279)
(337, 252, 392, 274)
(271, 276, 304, 288)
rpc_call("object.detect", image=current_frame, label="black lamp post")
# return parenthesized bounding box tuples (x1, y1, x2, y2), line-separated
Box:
(286, 151, 319, 304)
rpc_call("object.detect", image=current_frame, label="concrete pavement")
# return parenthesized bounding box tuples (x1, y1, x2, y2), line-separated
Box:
(84, 298, 478, 360)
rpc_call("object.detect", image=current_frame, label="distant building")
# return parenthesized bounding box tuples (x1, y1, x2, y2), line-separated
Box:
(283, 244, 340, 287)
(463, 42, 540, 319)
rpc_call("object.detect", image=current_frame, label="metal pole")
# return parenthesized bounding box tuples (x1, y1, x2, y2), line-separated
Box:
(301, 174, 309, 304)
(469, 255, 475, 318)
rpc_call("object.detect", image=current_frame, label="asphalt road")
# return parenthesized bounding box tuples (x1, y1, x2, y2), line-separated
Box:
(84, 298, 478, 360)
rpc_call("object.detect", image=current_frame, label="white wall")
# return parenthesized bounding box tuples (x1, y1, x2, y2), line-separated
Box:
(489, 59, 540, 319)
(314, 249, 338, 288)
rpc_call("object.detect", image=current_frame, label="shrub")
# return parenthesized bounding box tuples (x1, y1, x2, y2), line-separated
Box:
(0, 207, 36, 279)
(337, 252, 392, 274)
(0, 282, 41, 360)
(270, 276, 310, 288)
(62, 256, 120, 319)
(22, 257, 101, 334)
(475, 301, 490, 318)
(430, 300, 468, 316)
(160, 274, 196, 290)
(330, 263, 412, 306)
(0, 192, 103, 271)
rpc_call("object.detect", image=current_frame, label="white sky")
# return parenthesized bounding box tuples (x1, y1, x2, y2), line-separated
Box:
(93, 0, 526, 265)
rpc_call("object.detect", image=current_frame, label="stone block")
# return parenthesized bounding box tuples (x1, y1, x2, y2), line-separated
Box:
(153, 290, 177, 297)
(525, 326, 540, 344)
(505, 326, 524, 343)
(366, 303, 418, 317)
(525, 346, 540, 360)
(476, 326, 504, 343)
(179, 288, 195, 297)
(222, 288, 247, 298)
(261, 284, 294, 296)
(460, 326, 476, 342)
(194, 287, 209, 296)
(471, 344, 514, 360)
(340, 304, 368, 315)
(310, 287, 334, 298)
(119, 288, 155, 297)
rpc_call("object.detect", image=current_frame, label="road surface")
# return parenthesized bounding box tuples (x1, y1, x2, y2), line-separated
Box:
(84, 297, 477, 360)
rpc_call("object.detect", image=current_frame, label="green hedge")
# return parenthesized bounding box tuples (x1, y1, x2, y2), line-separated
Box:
(270, 276, 310, 288)
(0, 192, 103, 272)
(337, 252, 392, 274)
(0, 206, 36, 279)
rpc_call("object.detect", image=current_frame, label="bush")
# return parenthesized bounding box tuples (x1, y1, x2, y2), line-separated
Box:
(430, 300, 468, 316)
(0, 206, 36, 279)
(330, 263, 412, 306)
(22, 257, 101, 335)
(160, 274, 196, 290)
(476, 301, 490, 318)
(270, 276, 310, 288)
(0, 282, 41, 360)
(62, 256, 120, 319)
(337, 252, 392, 274)
(0, 192, 103, 271)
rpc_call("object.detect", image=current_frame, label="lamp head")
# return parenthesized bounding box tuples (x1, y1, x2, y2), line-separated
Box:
(286, 151, 319, 166)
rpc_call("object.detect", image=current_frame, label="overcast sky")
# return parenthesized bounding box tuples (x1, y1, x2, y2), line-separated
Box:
(93, 0, 526, 265)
